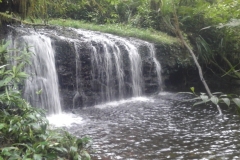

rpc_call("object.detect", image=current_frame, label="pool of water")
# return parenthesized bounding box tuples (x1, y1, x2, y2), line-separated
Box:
(61, 92, 240, 160)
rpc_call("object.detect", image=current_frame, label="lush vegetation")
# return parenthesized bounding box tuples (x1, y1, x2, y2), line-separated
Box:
(0, 0, 239, 75)
(0, 0, 240, 157)
(47, 19, 178, 45)
(0, 41, 91, 159)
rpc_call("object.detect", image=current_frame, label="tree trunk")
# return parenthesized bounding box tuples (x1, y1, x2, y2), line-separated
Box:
(172, 7, 222, 115)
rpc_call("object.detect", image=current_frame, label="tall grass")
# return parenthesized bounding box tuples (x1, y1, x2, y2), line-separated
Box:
(47, 19, 179, 45)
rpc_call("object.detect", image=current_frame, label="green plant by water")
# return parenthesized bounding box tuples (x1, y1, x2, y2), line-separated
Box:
(183, 87, 240, 114)
(0, 41, 91, 160)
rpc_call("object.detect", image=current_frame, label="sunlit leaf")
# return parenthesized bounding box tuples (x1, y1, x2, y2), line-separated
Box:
(193, 99, 211, 106)
(232, 98, 240, 107)
(0, 64, 8, 69)
(33, 154, 42, 160)
(36, 89, 42, 95)
(0, 123, 6, 130)
(200, 94, 209, 102)
(220, 94, 228, 97)
(212, 92, 223, 95)
(177, 92, 193, 95)
(190, 87, 194, 93)
(0, 76, 13, 87)
(210, 96, 219, 105)
(221, 98, 230, 107)
(70, 146, 77, 152)
(17, 72, 28, 78)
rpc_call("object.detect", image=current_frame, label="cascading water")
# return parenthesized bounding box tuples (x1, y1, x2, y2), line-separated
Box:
(10, 34, 62, 114)
(71, 28, 159, 103)
(7, 26, 162, 111)
(145, 42, 162, 89)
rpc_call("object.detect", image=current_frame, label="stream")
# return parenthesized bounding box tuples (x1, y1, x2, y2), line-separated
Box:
(52, 92, 240, 160)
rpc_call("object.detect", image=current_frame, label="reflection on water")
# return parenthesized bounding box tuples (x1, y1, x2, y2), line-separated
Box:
(56, 92, 240, 159)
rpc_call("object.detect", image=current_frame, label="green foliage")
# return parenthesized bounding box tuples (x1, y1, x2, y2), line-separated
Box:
(185, 87, 240, 112)
(158, 0, 240, 82)
(0, 41, 91, 160)
(48, 19, 178, 45)
(130, 0, 157, 28)
(204, 0, 240, 24)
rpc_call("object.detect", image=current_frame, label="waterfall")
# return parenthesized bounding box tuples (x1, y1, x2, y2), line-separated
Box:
(7, 26, 162, 110)
(74, 29, 145, 102)
(10, 34, 62, 114)
(146, 42, 162, 90)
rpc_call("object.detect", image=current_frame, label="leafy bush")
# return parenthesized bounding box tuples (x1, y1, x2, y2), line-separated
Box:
(184, 87, 240, 114)
(0, 41, 91, 160)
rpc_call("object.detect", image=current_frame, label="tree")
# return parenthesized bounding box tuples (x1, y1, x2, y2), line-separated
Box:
(160, 0, 223, 115)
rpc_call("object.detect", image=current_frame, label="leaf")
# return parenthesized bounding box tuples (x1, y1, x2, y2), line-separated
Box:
(221, 98, 230, 107)
(177, 92, 193, 95)
(70, 146, 77, 152)
(2, 147, 18, 155)
(0, 64, 8, 69)
(0, 41, 10, 53)
(27, 114, 36, 120)
(193, 99, 211, 106)
(16, 72, 28, 78)
(0, 123, 6, 130)
(53, 147, 67, 153)
(0, 76, 13, 87)
(36, 89, 42, 95)
(212, 92, 223, 95)
(82, 150, 91, 160)
(5, 88, 10, 100)
(33, 154, 42, 160)
(15, 62, 25, 73)
(221, 62, 240, 77)
(232, 98, 240, 107)
(220, 94, 228, 97)
(12, 66, 16, 76)
(29, 123, 39, 131)
(210, 96, 219, 105)
(45, 153, 57, 159)
(200, 94, 209, 102)
(190, 87, 194, 93)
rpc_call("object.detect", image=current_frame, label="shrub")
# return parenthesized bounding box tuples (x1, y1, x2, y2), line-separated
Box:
(0, 41, 91, 160)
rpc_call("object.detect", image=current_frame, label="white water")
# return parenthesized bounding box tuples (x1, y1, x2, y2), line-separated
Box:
(47, 112, 83, 127)
(20, 35, 62, 114)
(8, 27, 162, 118)
(146, 42, 162, 89)
(94, 96, 154, 109)
(73, 29, 159, 100)
(75, 29, 129, 101)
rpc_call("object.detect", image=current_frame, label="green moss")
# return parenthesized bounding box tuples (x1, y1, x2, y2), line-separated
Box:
(45, 19, 179, 45)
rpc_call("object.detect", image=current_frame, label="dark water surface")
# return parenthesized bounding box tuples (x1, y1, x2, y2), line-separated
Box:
(66, 92, 240, 160)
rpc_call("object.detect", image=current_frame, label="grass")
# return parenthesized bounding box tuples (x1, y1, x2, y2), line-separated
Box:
(45, 19, 179, 45)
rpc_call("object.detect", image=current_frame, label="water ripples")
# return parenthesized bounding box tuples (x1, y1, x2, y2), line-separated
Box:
(65, 92, 240, 159)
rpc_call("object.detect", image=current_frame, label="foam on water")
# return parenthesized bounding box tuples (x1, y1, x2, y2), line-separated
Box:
(94, 97, 154, 109)
(47, 113, 84, 127)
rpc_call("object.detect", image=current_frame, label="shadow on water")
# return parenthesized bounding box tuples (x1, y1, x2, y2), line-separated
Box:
(58, 92, 240, 160)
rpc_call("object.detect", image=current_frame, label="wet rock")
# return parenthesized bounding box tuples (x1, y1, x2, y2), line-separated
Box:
(0, 25, 194, 110)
